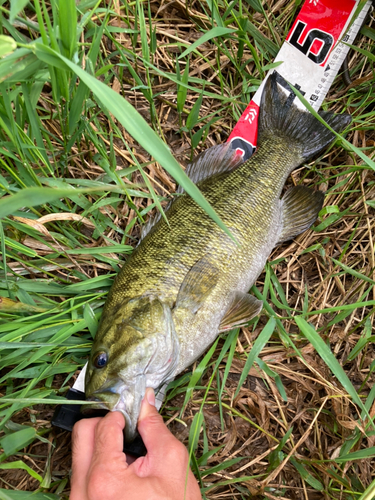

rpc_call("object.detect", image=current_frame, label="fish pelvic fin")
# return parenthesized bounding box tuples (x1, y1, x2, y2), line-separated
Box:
(258, 72, 351, 162)
(219, 292, 263, 332)
(277, 186, 324, 244)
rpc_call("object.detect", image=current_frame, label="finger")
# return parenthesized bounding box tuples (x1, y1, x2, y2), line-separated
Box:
(71, 417, 101, 497)
(92, 411, 126, 463)
(86, 411, 129, 498)
(136, 388, 188, 476)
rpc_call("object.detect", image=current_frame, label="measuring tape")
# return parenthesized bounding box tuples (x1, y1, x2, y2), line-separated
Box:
(228, 0, 372, 159)
(52, 0, 372, 449)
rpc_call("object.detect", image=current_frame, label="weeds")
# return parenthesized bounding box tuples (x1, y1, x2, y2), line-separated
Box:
(0, 0, 374, 498)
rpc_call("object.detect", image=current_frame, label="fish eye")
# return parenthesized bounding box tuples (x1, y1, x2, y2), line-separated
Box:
(93, 351, 108, 369)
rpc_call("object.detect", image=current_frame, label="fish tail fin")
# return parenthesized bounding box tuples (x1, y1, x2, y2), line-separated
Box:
(258, 72, 351, 161)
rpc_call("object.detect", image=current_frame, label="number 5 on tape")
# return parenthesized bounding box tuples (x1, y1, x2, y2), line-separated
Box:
(229, 0, 372, 159)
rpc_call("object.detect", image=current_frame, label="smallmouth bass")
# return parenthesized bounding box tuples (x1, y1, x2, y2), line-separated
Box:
(85, 73, 351, 441)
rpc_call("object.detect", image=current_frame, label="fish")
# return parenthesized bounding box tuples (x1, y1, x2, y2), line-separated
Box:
(84, 72, 351, 442)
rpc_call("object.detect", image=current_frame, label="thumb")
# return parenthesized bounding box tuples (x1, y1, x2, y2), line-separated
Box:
(92, 411, 126, 462)
(137, 388, 180, 460)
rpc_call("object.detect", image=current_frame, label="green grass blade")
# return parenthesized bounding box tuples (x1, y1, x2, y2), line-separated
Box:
(33, 44, 234, 240)
(177, 58, 189, 114)
(9, 0, 30, 23)
(0, 461, 42, 482)
(335, 446, 375, 462)
(289, 458, 324, 491)
(0, 490, 59, 500)
(58, 0, 77, 60)
(234, 317, 276, 397)
(347, 317, 373, 362)
(0, 426, 36, 456)
(0, 35, 17, 57)
(294, 316, 369, 416)
(332, 257, 375, 284)
(186, 91, 203, 130)
(0, 186, 117, 219)
(178, 27, 236, 59)
(256, 357, 287, 401)
(0, 398, 90, 404)
(180, 338, 220, 413)
(188, 411, 204, 454)
(137, 0, 149, 64)
(358, 478, 375, 500)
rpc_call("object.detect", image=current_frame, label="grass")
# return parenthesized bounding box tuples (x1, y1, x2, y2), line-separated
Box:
(0, 0, 374, 498)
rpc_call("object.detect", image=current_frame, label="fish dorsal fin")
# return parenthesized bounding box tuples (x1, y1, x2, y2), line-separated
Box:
(277, 186, 324, 244)
(219, 292, 263, 332)
(175, 255, 219, 313)
(176, 142, 244, 194)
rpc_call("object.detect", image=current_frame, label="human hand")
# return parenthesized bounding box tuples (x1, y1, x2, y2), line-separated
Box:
(70, 388, 202, 500)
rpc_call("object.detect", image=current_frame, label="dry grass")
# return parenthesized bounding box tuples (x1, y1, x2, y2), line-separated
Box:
(0, 0, 374, 499)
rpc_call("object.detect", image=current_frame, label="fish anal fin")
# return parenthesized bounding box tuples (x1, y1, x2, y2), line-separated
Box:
(277, 186, 324, 244)
(175, 255, 219, 313)
(219, 292, 263, 332)
(177, 142, 244, 193)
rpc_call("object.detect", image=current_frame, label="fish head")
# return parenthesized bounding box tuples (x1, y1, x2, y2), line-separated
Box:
(84, 295, 179, 441)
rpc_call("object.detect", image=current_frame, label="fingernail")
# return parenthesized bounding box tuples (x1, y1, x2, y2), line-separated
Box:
(145, 387, 155, 406)
(139, 388, 155, 421)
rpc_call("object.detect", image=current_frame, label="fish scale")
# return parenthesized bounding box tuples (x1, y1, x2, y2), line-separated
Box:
(84, 73, 351, 442)
(106, 136, 296, 309)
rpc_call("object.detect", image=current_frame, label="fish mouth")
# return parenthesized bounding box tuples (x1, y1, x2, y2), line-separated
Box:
(81, 399, 110, 418)
(83, 387, 142, 443)
(112, 391, 142, 443)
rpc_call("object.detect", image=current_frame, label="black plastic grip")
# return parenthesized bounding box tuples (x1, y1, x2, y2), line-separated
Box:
(51, 389, 146, 457)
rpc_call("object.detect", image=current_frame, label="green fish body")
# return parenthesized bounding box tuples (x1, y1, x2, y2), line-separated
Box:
(85, 74, 350, 441)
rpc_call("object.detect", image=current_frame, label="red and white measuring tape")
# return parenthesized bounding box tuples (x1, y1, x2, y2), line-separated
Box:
(228, 0, 372, 159)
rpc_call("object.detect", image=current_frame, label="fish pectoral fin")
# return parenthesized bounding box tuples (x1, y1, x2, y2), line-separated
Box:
(219, 292, 263, 332)
(175, 255, 219, 313)
(277, 186, 324, 244)
(176, 142, 243, 193)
